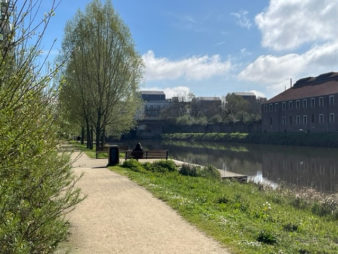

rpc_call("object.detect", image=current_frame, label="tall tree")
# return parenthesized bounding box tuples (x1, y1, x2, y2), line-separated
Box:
(59, 0, 142, 150)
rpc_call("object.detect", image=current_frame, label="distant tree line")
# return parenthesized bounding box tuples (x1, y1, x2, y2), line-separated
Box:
(161, 93, 263, 126)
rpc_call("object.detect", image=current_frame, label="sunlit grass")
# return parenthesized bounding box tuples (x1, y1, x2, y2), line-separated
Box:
(111, 163, 338, 254)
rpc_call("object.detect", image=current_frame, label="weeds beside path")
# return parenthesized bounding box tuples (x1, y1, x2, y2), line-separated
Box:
(64, 152, 229, 253)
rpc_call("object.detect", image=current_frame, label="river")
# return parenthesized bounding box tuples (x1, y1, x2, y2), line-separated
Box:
(117, 139, 338, 194)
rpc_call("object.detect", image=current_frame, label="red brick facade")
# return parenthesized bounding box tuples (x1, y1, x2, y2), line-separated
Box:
(262, 72, 338, 133)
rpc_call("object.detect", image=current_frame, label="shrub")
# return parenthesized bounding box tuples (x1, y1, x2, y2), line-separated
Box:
(122, 159, 145, 172)
(151, 160, 177, 172)
(199, 165, 221, 179)
(0, 2, 83, 251)
(179, 164, 201, 177)
(142, 160, 177, 173)
(256, 230, 277, 245)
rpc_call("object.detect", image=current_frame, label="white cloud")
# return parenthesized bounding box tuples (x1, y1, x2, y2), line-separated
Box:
(163, 86, 191, 99)
(140, 86, 191, 99)
(142, 50, 232, 82)
(256, 0, 338, 50)
(231, 10, 252, 29)
(238, 42, 338, 91)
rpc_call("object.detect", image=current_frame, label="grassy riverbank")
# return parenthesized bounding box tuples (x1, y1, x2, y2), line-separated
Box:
(163, 132, 338, 147)
(111, 160, 338, 254)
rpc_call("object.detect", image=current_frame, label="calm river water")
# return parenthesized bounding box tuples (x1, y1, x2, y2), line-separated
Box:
(118, 140, 338, 194)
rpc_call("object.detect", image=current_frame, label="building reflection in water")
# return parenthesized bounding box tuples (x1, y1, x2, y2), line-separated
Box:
(163, 141, 338, 193)
(118, 140, 338, 193)
(261, 146, 338, 193)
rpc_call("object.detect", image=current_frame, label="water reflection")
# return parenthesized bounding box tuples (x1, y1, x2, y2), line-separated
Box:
(118, 140, 338, 193)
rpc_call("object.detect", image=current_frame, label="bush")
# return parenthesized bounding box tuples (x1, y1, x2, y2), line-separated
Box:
(143, 160, 177, 173)
(0, 2, 83, 251)
(149, 160, 177, 173)
(179, 164, 201, 177)
(199, 165, 221, 179)
(122, 159, 145, 172)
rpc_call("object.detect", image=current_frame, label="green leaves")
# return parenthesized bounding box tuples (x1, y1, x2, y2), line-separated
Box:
(59, 0, 143, 145)
(0, 1, 84, 252)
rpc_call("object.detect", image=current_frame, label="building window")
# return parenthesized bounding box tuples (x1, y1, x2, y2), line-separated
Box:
(264, 104, 268, 112)
(296, 115, 301, 125)
(311, 98, 315, 108)
(303, 115, 307, 125)
(282, 116, 286, 125)
(296, 100, 300, 109)
(274, 103, 279, 112)
(311, 113, 315, 123)
(282, 102, 286, 111)
(270, 117, 272, 125)
(288, 101, 293, 110)
(302, 99, 307, 109)
(289, 116, 293, 125)
(319, 114, 324, 124)
(269, 104, 273, 112)
(319, 97, 324, 107)
(329, 113, 335, 123)
(329, 95, 334, 105)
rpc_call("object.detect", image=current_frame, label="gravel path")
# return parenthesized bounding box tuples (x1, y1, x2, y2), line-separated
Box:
(65, 152, 229, 254)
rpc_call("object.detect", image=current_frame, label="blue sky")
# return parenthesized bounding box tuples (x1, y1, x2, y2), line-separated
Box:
(41, 0, 338, 99)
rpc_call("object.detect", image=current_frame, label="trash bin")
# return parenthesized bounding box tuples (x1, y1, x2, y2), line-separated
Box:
(107, 145, 119, 166)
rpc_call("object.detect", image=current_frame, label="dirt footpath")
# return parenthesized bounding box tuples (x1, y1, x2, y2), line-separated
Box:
(64, 153, 229, 254)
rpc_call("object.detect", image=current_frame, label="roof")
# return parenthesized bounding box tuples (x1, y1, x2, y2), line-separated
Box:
(234, 92, 256, 97)
(140, 90, 165, 95)
(195, 97, 221, 101)
(267, 72, 338, 103)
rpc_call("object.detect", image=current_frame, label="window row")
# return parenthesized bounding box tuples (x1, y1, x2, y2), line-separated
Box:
(264, 95, 335, 112)
(270, 113, 335, 125)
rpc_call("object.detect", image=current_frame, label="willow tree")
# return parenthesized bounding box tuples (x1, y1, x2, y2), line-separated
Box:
(59, 0, 142, 150)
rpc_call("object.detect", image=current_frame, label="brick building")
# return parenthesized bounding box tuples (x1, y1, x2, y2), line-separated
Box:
(262, 72, 338, 133)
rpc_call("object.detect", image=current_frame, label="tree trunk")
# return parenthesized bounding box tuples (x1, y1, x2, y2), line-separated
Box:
(100, 127, 105, 149)
(86, 120, 90, 149)
(95, 113, 101, 152)
(89, 127, 94, 150)
(81, 126, 85, 145)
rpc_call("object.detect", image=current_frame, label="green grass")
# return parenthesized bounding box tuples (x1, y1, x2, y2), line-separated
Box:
(110, 161, 338, 254)
(68, 141, 125, 159)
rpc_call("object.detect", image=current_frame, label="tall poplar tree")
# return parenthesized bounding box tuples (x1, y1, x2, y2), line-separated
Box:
(59, 0, 143, 150)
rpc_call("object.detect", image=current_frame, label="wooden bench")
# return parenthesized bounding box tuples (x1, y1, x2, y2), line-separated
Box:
(95, 145, 129, 159)
(125, 149, 169, 160)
